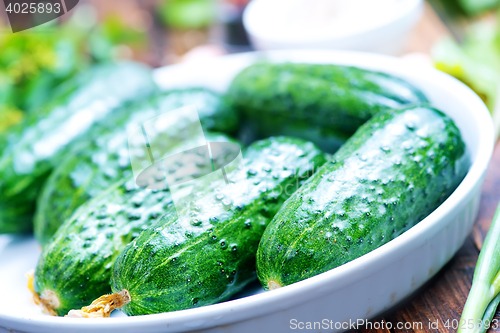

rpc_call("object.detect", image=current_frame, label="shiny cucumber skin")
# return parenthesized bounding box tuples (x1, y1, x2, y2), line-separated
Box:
(0, 62, 156, 234)
(111, 137, 327, 315)
(227, 62, 428, 152)
(34, 88, 238, 246)
(33, 132, 236, 316)
(257, 106, 470, 289)
(33, 179, 173, 316)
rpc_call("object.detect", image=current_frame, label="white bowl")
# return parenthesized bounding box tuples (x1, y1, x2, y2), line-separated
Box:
(243, 0, 424, 55)
(0, 50, 493, 333)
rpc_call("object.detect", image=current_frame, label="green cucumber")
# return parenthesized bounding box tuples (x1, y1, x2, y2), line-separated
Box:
(227, 62, 427, 152)
(110, 137, 326, 315)
(33, 132, 237, 316)
(34, 88, 238, 246)
(0, 62, 156, 234)
(257, 106, 470, 289)
(33, 179, 171, 317)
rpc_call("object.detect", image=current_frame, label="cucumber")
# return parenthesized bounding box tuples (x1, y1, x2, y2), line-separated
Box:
(32, 132, 236, 316)
(110, 137, 326, 315)
(33, 179, 171, 317)
(0, 62, 156, 234)
(256, 106, 470, 289)
(227, 62, 427, 152)
(34, 88, 238, 246)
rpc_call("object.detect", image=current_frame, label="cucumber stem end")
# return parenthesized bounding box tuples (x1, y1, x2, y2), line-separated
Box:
(66, 289, 131, 318)
(268, 280, 283, 290)
(26, 269, 59, 316)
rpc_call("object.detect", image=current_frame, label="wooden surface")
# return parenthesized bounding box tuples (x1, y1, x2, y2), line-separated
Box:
(351, 3, 500, 331)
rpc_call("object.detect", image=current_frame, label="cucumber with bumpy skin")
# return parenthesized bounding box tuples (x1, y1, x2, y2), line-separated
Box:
(34, 88, 238, 246)
(227, 62, 428, 151)
(33, 179, 170, 316)
(33, 132, 237, 316)
(0, 62, 156, 234)
(257, 106, 469, 290)
(110, 137, 326, 316)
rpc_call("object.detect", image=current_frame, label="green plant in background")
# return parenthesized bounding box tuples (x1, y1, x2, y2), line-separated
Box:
(459, 201, 500, 333)
(0, 22, 88, 133)
(158, 0, 215, 29)
(0, 73, 20, 133)
(0, 5, 149, 136)
(89, 14, 148, 62)
(431, 0, 500, 18)
(458, 0, 500, 16)
(433, 22, 500, 112)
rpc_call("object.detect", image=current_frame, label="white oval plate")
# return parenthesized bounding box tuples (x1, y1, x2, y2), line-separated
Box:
(0, 50, 494, 333)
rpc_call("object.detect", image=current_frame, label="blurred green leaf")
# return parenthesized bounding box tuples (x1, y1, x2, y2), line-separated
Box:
(0, 6, 150, 136)
(89, 15, 148, 62)
(433, 22, 500, 112)
(159, 0, 215, 29)
(458, 0, 499, 16)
